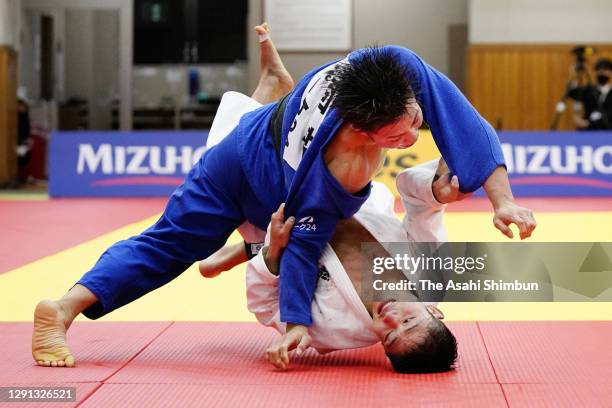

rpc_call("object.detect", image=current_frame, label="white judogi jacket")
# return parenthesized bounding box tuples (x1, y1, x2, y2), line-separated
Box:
(246, 160, 448, 353)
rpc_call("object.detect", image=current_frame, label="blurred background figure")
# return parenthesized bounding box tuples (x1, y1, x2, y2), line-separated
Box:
(16, 98, 32, 184)
(568, 57, 612, 130)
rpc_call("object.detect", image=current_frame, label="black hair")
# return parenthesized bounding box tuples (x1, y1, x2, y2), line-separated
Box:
(595, 58, 612, 71)
(331, 46, 416, 132)
(386, 318, 458, 374)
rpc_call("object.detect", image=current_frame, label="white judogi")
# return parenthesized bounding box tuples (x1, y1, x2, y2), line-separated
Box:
(246, 160, 448, 353)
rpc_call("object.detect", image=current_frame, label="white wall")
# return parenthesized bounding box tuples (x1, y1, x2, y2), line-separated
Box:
(469, 0, 612, 43)
(0, 0, 22, 48)
(248, 0, 468, 92)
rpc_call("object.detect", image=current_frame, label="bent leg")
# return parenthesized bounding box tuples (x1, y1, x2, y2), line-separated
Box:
(78, 136, 248, 319)
(33, 131, 256, 366)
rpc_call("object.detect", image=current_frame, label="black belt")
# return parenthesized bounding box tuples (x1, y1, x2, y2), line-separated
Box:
(269, 93, 290, 157)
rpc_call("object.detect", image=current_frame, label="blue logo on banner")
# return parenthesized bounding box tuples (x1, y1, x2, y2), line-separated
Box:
(50, 131, 209, 197)
(499, 132, 612, 196)
(49, 130, 611, 197)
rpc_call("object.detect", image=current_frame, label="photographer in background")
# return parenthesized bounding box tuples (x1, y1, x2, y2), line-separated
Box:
(568, 58, 612, 130)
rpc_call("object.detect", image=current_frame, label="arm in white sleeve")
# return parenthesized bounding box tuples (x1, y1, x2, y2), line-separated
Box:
(396, 160, 448, 243)
(245, 250, 284, 332)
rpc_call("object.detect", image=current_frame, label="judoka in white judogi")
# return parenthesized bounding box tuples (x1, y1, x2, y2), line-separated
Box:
(246, 160, 447, 353)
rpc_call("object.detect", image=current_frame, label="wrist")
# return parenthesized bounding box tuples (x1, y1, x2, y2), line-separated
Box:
(267, 246, 282, 261)
(483, 166, 515, 210)
(490, 193, 514, 210)
(286, 323, 307, 332)
(262, 246, 280, 275)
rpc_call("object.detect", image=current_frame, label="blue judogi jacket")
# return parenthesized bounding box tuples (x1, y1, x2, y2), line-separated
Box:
(236, 46, 505, 326)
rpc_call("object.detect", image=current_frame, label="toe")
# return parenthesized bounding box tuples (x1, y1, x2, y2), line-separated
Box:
(37, 360, 44, 366)
(43, 360, 50, 367)
(57, 360, 65, 367)
(51, 361, 58, 367)
(65, 355, 75, 368)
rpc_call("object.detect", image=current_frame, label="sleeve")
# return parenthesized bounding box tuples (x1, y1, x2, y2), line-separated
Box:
(396, 160, 448, 243)
(279, 153, 370, 326)
(245, 250, 285, 332)
(380, 46, 506, 193)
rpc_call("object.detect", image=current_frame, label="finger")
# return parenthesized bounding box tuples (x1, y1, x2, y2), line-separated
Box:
(296, 335, 311, 356)
(526, 211, 537, 232)
(521, 216, 537, 239)
(513, 218, 528, 240)
(280, 346, 290, 369)
(281, 217, 295, 235)
(493, 218, 514, 239)
(449, 175, 460, 198)
(450, 175, 459, 189)
(266, 348, 282, 369)
(272, 203, 285, 220)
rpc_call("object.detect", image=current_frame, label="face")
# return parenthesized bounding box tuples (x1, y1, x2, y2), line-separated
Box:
(596, 68, 612, 86)
(363, 99, 423, 149)
(372, 300, 444, 355)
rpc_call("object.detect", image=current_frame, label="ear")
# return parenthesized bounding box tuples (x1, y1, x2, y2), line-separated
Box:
(426, 304, 445, 320)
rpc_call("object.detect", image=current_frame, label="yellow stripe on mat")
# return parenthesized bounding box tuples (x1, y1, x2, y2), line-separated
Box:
(1, 212, 611, 322)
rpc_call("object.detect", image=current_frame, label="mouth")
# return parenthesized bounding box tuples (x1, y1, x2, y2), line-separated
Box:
(377, 299, 396, 315)
(383, 330, 392, 346)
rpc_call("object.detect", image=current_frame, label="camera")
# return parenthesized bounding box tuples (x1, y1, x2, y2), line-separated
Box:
(571, 45, 596, 72)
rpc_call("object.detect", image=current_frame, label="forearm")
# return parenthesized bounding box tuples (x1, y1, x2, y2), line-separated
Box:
(262, 246, 281, 276)
(483, 166, 515, 209)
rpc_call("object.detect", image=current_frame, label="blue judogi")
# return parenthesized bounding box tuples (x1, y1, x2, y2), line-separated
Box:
(78, 46, 504, 325)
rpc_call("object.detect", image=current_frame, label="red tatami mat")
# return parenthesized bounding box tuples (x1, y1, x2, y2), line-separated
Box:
(81, 383, 507, 408)
(0, 322, 170, 384)
(108, 322, 495, 385)
(503, 383, 612, 408)
(0, 198, 166, 273)
(5, 321, 612, 407)
(478, 321, 612, 384)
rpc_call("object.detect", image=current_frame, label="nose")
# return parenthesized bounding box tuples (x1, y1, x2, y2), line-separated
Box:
(383, 313, 400, 328)
(398, 127, 419, 149)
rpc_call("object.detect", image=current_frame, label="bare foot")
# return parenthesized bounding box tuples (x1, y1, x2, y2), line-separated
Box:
(32, 300, 75, 367)
(252, 23, 294, 102)
(199, 242, 248, 278)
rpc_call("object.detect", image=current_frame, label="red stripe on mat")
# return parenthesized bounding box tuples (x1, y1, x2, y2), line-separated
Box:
(0, 198, 166, 273)
(478, 321, 612, 384)
(394, 197, 612, 213)
(503, 383, 612, 408)
(81, 383, 507, 408)
(0, 322, 170, 384)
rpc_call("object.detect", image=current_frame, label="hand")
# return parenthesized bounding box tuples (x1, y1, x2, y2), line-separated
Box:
(432, 157, 470, 204)
(432, 173, 471, 204)
(265, 324, 311, 370)
(493, 202, 537, 239)
(268, 203, 295, 258)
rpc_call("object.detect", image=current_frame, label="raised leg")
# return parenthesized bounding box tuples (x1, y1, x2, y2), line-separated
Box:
(251, 23, 294, 104)
(199, 23, 295, 278)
